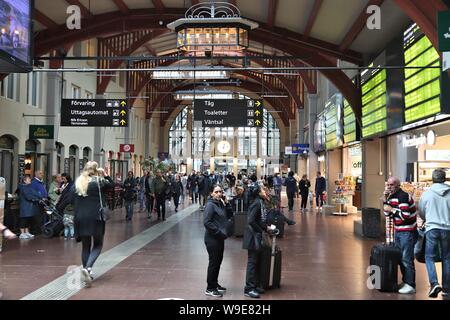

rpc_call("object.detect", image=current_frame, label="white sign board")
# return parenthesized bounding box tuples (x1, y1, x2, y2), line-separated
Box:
(444, 52, 450, 72)
(285, 146, 293, 155)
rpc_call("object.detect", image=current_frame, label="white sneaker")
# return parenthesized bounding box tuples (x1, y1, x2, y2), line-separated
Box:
(26, 232, 35, 239)
(398, 283, 416, 294)
(81, 268, 92, 288)
(19, 233, 31, 240)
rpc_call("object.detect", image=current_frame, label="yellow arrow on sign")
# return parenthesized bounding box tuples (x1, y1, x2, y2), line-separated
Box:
(255, 110, 261, 116)
(120, 110, 127, 116)
(120, 101, 127, 107)
(255, 100, 261, 107)
(255, 120, 261, 126)
(120, 119, 126, 126)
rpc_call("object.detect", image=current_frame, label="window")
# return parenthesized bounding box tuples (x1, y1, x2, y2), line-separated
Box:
(27, 72, 39, 106)
(86, 91, 93, 99)
(73, 42, 82, 57)
(6, 74, 15, 100)
(72, 85, 81, 99)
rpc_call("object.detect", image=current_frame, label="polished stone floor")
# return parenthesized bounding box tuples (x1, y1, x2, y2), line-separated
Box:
(0, 195, 445, 300)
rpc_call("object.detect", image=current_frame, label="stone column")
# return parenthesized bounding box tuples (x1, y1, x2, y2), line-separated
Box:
(362, 137, 388, 208)
(307, 94, 319, 189)
(233, 127, 239, 175)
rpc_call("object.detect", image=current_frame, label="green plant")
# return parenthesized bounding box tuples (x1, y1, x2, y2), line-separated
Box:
(140, 157, 175, 175)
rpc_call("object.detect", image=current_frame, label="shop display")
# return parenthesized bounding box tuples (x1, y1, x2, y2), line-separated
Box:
(332, 175, 356, 215)
(416, 161, 450, 183)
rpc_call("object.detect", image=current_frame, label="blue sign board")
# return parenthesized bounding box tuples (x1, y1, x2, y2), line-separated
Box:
(292, 144, 309, 154)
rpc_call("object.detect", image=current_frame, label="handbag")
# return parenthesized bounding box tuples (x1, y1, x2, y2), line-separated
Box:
(414, 226, 442, 263)
(248, 225, 271, 251)
(97, 176, 111, 222)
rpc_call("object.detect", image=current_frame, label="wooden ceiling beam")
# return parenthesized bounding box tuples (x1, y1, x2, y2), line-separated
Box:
(339, 0, 384, 52)
(33, 8, 59, 29)
(111, 0, 129, 14)
(303, 0, 323, 40)
(267, 0, 279, 29)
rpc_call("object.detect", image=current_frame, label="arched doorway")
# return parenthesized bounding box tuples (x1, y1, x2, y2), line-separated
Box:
(0, 135, 15, 192)
(69, 145, 79, 178)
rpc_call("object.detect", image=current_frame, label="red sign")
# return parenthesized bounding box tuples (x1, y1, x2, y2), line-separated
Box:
(120, 144, 134, 153)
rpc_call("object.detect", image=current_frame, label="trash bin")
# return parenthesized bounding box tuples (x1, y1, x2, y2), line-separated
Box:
(362, 207, 381, 238)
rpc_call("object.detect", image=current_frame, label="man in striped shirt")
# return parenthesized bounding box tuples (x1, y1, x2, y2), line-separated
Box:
(383, 176, 418, 294)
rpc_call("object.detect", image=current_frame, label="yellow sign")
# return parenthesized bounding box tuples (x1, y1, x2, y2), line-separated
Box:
(255, 100, 261, 107)
(120, 110, 127, 116)
(120, 120, 126, 126)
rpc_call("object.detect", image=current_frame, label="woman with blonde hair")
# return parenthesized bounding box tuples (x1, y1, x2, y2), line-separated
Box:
(69, 161, 113, 286)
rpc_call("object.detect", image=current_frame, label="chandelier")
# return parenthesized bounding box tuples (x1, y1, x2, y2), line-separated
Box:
(167, 1, 258, 54)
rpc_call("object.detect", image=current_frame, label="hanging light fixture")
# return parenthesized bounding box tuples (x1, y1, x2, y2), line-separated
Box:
(167, 2, 258, 55)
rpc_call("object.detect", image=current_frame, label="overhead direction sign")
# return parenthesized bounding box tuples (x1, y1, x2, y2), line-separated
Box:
(61, 99, 129, 127)
(194, 99, 263, 127)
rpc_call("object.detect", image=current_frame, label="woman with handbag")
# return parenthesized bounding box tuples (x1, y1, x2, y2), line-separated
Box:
(203, 184, 234, 298)
(242, 184, 275, 298)
(73, 161, 113, 287)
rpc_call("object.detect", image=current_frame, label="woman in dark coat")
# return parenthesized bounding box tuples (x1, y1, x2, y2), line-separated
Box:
(73, 162, 113, 287)
(172, 174, 184, 212)
(18, 175, 41, 240)
(242, 185, 272, 298)
(203, 184, 234, 298)
(298, 175, 311, 213)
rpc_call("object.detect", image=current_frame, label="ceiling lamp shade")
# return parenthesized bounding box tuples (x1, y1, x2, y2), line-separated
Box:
(153, 66, 230, 79)
(167, 2, 258, 54)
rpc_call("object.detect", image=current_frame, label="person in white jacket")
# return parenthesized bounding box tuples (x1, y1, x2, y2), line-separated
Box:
(418, 169, 450, 298)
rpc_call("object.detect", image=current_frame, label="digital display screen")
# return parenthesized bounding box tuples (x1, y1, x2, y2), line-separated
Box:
(361, 68, 387, 138)
(403, 24, 441, 124)
(313, 115, 326, 153)
(0, 0, 31, 65)
(324, 94, 343, 150)
(343, 99, 357, 144)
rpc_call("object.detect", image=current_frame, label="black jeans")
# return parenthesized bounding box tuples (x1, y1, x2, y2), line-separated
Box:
(245, 249, 261, 292)
(316, 192, 324, 207)
(287, 192, 295, 210)
(300, 194, 308, 209)
(173, 194, 180, 209)
(205, 236, 224, 290)
(81, 234, 104, 269)
(145, 194, 154, 214)
(155, 193, 166, 219)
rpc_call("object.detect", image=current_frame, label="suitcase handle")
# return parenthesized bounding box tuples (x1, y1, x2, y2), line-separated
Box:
(386, 215, 394, 245)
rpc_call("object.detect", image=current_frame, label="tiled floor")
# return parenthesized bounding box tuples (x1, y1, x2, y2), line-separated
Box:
(0, 197, 446, 300)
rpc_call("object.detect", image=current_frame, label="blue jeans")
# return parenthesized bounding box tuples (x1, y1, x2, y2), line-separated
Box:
(425, 229, 450, 291)
(125, 201, 134, 220)
(64, 225, 74, 238)
(139, 190, 145, 210)
(395, 230, 418, 288)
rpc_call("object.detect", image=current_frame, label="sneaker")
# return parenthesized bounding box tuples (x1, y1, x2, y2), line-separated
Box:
(442, 291, 448, 297)
(428, 284, 442, 298)
(398, 283, 416, 294)
(19, 233, 30, 240)
(26, 232, 35, 239)
(217, 285, 227, 293)
(81, 268, 92, 288)
(205, 289, 223, 297)
(244, 290, 260, 299)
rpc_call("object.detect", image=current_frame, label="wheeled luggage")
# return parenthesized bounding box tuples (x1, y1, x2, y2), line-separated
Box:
(266, 209, 285, 237)
(259, 233, 282, 289)
(234, 199, 247, 237)
(369, 216, 401, 292)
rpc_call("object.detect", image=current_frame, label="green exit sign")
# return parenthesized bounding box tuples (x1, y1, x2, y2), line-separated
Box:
(438, 11, 450, 52)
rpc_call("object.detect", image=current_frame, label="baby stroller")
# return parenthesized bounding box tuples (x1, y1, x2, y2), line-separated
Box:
(40, 201, 64, 238)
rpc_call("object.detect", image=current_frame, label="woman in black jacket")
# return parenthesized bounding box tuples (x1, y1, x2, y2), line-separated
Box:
(298, 175, 311, 213)
(172, 174, 184, 212)
(203, 184, 234, 298)
(242, 185, 273, 298)
(64, 161, 113, 287)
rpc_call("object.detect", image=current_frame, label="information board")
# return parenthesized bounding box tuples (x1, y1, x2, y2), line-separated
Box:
(324, 94, 343, 150)
(343, 99, 357, 144)
(361, 68, 387, 138)
(193, 99, 263, 127)
(403, 24, 441, 124)
(61, 99, 129, 127)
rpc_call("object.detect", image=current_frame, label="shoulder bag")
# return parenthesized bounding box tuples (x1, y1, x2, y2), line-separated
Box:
(97, 176, 111, 222)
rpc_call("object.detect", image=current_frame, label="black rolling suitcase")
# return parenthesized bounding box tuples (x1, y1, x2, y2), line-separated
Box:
(234, 199, 247, 237)
(259, 233, 282, 289)
(369, 216, 401, 292)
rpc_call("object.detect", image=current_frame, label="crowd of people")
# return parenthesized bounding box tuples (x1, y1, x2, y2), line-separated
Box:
(2, 165, 448, 300)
